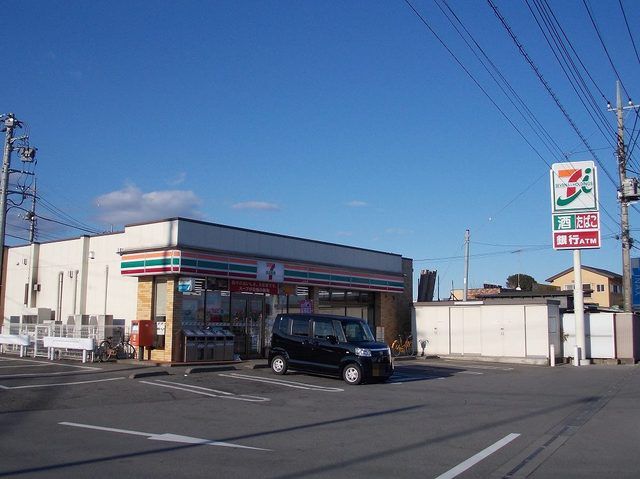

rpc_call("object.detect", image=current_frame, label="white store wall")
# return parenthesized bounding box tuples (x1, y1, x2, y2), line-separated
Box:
(414, 300, 561, 364)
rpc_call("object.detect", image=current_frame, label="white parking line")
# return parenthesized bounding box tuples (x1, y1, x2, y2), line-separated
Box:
(59, 421, 271, 451)
(140, 379, 270, 402)
(0, 356, 100, 373)
(0, 377, 125, 390)
(218, 373, 344, 392)
(434, 433, 521, 479)
(442, 361, 514, 371)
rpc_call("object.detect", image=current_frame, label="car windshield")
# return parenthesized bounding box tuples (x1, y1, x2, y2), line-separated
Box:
(339, 320, 375, 342)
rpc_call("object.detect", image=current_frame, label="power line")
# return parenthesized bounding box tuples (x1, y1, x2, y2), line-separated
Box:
(618, 0, 640, 67)
(487, 0, 619, 190)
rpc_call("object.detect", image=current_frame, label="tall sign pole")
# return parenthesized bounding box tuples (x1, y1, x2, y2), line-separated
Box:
(550, 161, 599, 366)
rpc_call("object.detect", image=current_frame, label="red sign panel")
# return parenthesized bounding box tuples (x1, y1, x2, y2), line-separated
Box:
(553, 230, 600, 250)
(229, 279, 279, 295)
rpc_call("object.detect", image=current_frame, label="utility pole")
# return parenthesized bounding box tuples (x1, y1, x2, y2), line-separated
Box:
(0, 114, 19, 292)
(609, 81, 640, 312)
(0, 113, 37, 295)
(28, 179, 37, 243)
(463, 229, 470, 301)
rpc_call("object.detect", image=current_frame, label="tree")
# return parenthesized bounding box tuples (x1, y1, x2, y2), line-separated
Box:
(506, 273, 536, 291)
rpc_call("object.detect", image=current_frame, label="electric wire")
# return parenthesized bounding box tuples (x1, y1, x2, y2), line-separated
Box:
(618, 0, 640, 67)
(438, 0, 566, 162)
(528, 0, 616, 148)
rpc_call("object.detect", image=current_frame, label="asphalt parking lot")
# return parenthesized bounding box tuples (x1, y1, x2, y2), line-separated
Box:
(0, 354, 638, 478)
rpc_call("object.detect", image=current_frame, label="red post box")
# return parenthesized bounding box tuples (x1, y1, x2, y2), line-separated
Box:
(130, 320, 154, 347)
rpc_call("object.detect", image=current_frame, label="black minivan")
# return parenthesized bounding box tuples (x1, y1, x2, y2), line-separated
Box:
(268, 313, 393, 385)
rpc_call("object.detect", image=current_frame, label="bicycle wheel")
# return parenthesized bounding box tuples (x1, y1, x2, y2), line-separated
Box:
(98, 341, 111, 362)
(123, 343, 137, 359)
(391, 340, 401, 357)
(406, 342, 414, 356)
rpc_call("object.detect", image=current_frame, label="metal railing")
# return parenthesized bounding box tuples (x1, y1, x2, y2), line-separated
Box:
(1, 322, 126, 361)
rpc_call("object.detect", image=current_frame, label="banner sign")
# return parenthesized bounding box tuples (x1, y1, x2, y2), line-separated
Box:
(229, 279, 279, 295)
(550, 161, 600, 250)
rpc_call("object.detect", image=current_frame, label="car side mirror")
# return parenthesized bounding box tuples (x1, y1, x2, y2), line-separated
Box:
(327, 335, 338, 344)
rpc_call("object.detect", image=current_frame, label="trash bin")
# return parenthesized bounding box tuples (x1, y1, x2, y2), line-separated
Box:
(210, 327, 225, 360)
(195, 328, 206, 361)
(205, 329, 216, 360)
(183, 329, 198, 362)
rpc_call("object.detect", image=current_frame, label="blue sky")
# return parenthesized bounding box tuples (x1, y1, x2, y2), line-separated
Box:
(3, 0, 640, 298)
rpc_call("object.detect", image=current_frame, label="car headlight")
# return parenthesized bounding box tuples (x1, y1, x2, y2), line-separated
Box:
(355, 347, 372, 357)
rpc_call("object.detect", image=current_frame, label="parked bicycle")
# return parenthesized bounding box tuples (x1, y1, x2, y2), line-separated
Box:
(391, 333, 414, 357)
(96, 336, 136, 362)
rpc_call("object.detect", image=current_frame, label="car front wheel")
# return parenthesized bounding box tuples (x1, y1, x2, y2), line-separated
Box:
(343, 363, 362, 385)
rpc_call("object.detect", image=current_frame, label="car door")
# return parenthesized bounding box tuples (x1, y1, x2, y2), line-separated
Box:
(286, 316, 312, 368)
(307, 318, 342, 374)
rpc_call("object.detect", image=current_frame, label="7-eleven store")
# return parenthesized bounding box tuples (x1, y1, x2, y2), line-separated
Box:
(3, 218, 412, 363)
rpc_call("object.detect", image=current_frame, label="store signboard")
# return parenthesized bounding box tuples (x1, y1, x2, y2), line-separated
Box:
(552, 212, 601, 250)
(632, 258, 640, 309)
(550, 161, 600, 250)
(550, 161, 598, 212)
(256, 261, 284, 282)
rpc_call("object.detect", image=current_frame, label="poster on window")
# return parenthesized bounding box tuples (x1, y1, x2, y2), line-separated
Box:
(300, 299, 313, 313)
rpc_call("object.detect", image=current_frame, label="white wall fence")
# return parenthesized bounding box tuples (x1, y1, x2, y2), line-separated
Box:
(414, 301, 639, 364)
(562, 312, 639, 362)
(414, 300, 562, 365)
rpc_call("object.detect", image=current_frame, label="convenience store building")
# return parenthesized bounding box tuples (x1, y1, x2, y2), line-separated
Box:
(2, 217, 413, 362)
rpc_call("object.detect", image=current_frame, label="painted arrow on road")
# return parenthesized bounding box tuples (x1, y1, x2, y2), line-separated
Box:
(59, 422, 271, 451)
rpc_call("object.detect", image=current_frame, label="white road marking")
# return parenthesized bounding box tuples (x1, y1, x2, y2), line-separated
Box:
(59, 422, 271, 451)
(0, 377, 125, 390)
(459, 371, 484, 375)
(0, 356, 100, 370)
(140, 379, 270, 402)
(434, 433, 521, 479)
(442, 361, 514, 371)
(219, 373, 344, 392)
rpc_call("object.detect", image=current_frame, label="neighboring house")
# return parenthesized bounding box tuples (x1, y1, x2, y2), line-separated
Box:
(545, 266, 623, 309)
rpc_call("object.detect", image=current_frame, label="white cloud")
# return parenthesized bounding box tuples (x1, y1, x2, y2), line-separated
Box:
(232, 201, 280, 211)
(346, 200, 368, 207)
(94, 185, 203, 226)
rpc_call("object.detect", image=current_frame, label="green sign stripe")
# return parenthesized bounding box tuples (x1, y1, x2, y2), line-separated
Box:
(285, 270, 308, 278)
(229, 264, 256, 273)
(122, 260, 145, 269)
(145, 259, 172, 267)
(309, 272, 331, 281)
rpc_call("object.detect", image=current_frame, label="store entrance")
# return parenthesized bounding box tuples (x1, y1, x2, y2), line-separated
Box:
(230, 293, 265, 358)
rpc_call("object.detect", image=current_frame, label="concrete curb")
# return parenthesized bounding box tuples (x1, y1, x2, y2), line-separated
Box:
(184, 365, 238, 375)
(128, 370, 170, 379)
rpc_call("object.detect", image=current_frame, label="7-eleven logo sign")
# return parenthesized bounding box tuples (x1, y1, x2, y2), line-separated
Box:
(257, 261, 284, 282)
(550, 161, 598, 212)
